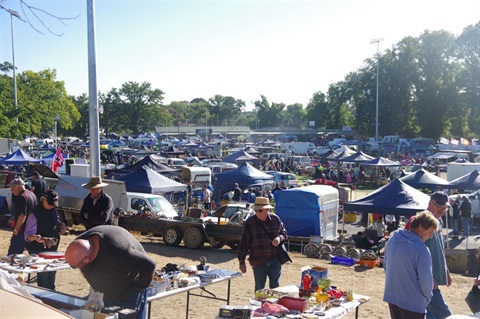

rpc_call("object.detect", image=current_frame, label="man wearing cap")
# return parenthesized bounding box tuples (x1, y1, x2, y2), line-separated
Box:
(237, 197, 289, 292)
(7, 178, 38, 255)
(24, 189, 67, 290)
(79, 177, 114, 230)
(30, 171, 47, 201)
(425, 191, 452, 319)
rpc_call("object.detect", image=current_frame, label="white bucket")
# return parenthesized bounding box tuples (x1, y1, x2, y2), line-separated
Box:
(309, 235, 323, 245)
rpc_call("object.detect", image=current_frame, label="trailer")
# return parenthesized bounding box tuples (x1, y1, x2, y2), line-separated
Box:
(118, 205, 251, 249)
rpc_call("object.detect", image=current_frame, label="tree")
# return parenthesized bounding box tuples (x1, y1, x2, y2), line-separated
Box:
(254, 95, 285, 128)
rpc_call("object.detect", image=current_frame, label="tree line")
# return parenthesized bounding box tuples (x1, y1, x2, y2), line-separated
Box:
(0, 20, 479, 140)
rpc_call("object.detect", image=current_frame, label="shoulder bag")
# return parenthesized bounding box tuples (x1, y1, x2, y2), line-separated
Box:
(466, 265, 480, 314)
(260, 223, 292, 265)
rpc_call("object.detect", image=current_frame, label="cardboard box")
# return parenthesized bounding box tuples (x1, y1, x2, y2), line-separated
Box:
(300, 266, 328, 288)
(278, 296, 308, 312)
(344, 213, 357, 223)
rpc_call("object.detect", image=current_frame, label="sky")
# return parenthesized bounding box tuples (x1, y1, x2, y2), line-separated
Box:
(0, 0, 479, 111)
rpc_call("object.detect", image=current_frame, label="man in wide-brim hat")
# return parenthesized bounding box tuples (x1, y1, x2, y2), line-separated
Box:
(237, 196, 289, 292)
(79, 176, 114, 230)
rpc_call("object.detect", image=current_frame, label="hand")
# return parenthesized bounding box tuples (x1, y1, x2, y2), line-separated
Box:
(239, 264, 247, 274)
(59, 223, 67, 235)
(35, 235, 44, 243)
(272, 236, 281, 247)
(13, 229, 19, 236)
(474, 278, 480, 287)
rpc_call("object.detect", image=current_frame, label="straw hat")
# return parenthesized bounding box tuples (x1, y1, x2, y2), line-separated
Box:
(81, 176, 109, 189)
(251, 197, 274, 210)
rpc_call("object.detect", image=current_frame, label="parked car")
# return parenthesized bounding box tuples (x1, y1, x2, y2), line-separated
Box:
(266, 171, 299, 188)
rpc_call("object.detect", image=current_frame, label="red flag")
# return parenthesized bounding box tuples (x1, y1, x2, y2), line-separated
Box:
(52, 147, 65, 173)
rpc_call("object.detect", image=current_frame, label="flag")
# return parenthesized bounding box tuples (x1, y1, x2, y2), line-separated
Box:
(461, 138, 470, 146)
(440, 137, 449, 144)
(52, 147, 65, 173)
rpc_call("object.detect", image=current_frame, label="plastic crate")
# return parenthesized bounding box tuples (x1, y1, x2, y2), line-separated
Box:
(331, 256, 356, 266)
(359, 259, 378, 268)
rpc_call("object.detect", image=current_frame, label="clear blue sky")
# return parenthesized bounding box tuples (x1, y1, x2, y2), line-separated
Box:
(1, 0, 479, 110)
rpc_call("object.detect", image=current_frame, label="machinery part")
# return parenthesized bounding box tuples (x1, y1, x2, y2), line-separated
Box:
(360, 250, 377, 261)
(318, 244, 333, 256)
(303, 242, 320, 258)
(208, 237, 227, 249)
(162, 227, 183, 246)
(333, 246, 347, 257)
(183, 227, 205, 249)
(346, 248, 361, 260)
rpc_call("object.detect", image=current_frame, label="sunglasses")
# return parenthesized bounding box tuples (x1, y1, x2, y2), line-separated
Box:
(70, 256, 87, 269)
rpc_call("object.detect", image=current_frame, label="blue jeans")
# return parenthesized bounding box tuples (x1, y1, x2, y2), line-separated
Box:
(462, 217, 471, 236)
(452, 219, 460, 235)
(37, 271, 56, 290)
(252, 258, 282, 292)
(104, 290, 147, 319)
(426, 288, 451, 319)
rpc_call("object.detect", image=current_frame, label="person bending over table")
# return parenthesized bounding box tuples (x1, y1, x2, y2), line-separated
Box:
(65, 225, 156, 319)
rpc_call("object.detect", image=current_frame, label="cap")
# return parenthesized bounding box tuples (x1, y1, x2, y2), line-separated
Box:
(45, 190, 59, 207)
(430, 191, 449, 206)
(7, 178, 25, 187)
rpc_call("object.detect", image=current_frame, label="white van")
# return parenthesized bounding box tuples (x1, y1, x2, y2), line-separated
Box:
(126, 192, 179, 219)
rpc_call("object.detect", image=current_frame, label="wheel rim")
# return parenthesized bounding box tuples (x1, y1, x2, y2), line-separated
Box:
(183, 228, 204, 249)
(333, 246, 347, 256)
(163, 228, 181, 246)
(346, 248, 360, 259)
(319, 244, 333, 255)
(304, 243, 319, 258)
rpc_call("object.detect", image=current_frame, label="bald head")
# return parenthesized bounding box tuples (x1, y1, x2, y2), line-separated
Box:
(65, 239, 91, 269)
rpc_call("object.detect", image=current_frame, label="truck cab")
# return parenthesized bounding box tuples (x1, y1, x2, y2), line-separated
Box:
(127, 192, 179, 219)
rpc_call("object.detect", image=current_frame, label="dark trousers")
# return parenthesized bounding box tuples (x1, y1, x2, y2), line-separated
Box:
(104, 290, 147, 319)
(37, 271, 56, 290)
(388, 303, 425, 319)
(7, 231, 26, 255)
(252, 258, 282, 292)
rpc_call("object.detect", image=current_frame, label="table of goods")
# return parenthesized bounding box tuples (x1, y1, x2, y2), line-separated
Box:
(0, 252, 71, 283)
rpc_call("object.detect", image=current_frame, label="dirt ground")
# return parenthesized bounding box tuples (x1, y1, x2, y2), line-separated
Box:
(0, 224, 476, 319)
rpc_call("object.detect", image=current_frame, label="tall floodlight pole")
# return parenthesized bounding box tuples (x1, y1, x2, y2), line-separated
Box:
(371, 38, 383, 142)
(87, 0, 101, 177)
(3, 8, 25, 124)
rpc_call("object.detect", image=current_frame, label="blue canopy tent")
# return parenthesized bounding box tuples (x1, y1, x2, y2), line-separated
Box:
(343, 179, 430, 216)
(399, 169, 449, 189)
(212, 162, 273, 202)
(222, 150, 259, 165)
(446, 169, 480, 190)
(0, 149, 43, 165)
(361, 157, 401, 167)
(115, 166, 187, 193)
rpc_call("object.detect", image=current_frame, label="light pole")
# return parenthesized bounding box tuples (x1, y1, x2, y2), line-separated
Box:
(3, 8, 25, 123)
(370, 38, 384, 142)
(54, 116, 61, 146)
